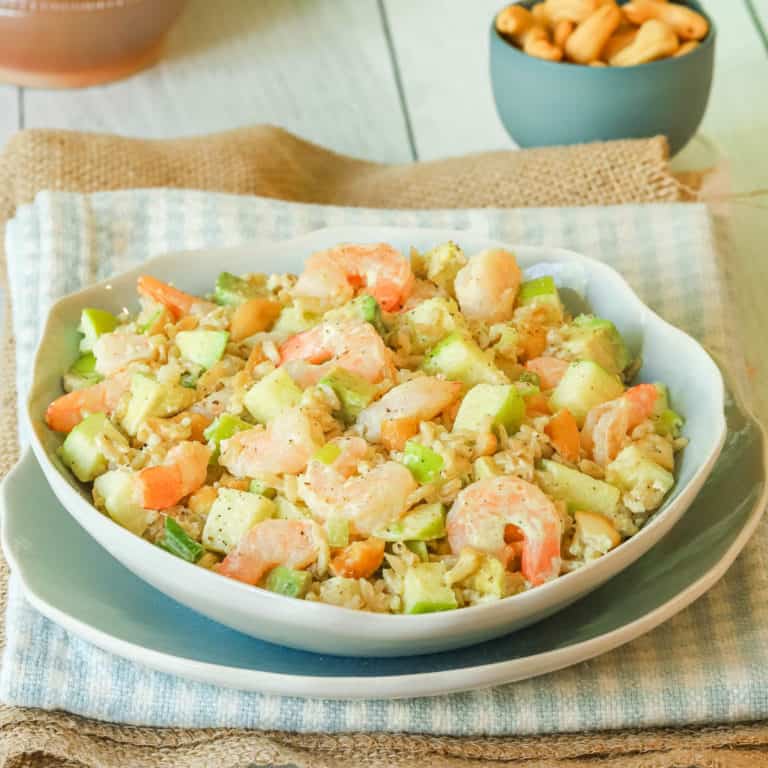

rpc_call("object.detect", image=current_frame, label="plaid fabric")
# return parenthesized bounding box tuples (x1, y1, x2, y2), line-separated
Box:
(2, 189, 765, 735)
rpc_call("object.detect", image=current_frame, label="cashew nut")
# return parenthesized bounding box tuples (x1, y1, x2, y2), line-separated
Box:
(623, 0, 708, 40)
(496, 5, 534, 37)
(554, 18, 575, 47)
(601, 27, 638, 61)
(673, 39, 699, 57)
(522, 24, 565, 61)
(565, 3, 622, 64)
(531, 2, 551, 26)
(545, 0, 599, 24)
(610, 19, 679, 66)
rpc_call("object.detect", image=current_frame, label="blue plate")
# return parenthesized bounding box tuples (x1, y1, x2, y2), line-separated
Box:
(2, 390, 764, 699)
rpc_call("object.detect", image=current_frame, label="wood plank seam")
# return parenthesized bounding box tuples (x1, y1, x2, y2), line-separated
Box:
(376, 0, 419, 161)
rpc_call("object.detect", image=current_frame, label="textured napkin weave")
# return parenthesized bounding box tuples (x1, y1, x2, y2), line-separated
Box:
(3, 187, 766, 740)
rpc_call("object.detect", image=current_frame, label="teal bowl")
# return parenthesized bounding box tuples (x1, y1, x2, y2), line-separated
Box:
(490, 1, 715, 155)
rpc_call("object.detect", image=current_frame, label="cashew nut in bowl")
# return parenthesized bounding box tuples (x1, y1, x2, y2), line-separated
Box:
(554, 19, 575, 48)
(673, 39, 699, 57)
(545, 0, 599, 24)
(610, 19, 679, 66)
(496, 4, 534, 36)
(565, 3, 622, 64)
(601, 27, 638, 62)
(622, 0, 708, 40)
(523, 25, 564, 61)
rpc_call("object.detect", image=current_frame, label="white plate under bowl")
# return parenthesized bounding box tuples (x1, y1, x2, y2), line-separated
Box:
(24, 227, 726, 657)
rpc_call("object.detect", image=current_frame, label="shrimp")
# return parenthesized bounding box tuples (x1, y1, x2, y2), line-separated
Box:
(355, 377, 462, 442)
(45, 371, 131, 433)
(446, 476, 563, 586)
(218, 519, 328, 586)
(293, 243, 414, 312)
(299, 437, 418, 535)
(93, 332, 156, 376)
(218, 407, 324, 477)
(525, 356, 569, 390)
(454, 249, 522, 324)
(138, 441, 211, 510)
(279, 320, 395, 387)
(581, 383, 660, 465)
(137, 275, 216, 320)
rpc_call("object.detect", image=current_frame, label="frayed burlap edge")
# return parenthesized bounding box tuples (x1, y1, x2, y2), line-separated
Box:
(1, 126, 756, 768)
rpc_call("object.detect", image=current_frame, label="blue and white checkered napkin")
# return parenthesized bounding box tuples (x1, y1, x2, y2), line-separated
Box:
(2, 190, 767, 735)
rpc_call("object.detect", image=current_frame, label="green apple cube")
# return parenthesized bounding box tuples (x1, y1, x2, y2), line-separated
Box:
(403, 562, 457, 614)
(202, 488, 276, 554)
(326, 517, 350, 548)
(265, 566, 313, 598)
(402, 442, 444, 484)
(404, 540, 429, 562)
(175, 329, 229, 370)
(93, 469, 152, 535)
(560, 314, 631, 375)
(318, 367, 376, 423)
(422, 332, 507, 387)
(550, 361, 624, 427)
(244, 368, 302, 423)
(214, 272, 260, 306)
(58, 412, 128, 482)
(535, 459, 620, 519)
(78, 308, 119, 352)
(452, 383, 525, 435)
(518, 276, 559, 306)
(375, 502, 446, 542)
(204, 413, 252, 463)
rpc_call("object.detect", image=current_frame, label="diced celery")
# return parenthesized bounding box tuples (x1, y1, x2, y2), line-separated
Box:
(405, 540, 429, 562)
(158, 516, 204, 563)
(326, 517, 350, 548)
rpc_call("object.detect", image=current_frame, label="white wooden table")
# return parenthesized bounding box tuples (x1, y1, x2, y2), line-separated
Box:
(0, 0, 766, 413)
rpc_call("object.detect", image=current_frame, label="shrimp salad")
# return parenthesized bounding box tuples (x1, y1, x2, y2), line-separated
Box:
(46, 241, 686, 614)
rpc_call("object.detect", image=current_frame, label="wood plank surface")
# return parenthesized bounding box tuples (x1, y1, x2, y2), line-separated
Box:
(22, 0, 412, 163)
(382, 0, 514, 160)
(0, 86, 19, 150)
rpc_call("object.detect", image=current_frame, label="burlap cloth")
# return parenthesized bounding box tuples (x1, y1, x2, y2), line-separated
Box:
(0, 125, 765, 767)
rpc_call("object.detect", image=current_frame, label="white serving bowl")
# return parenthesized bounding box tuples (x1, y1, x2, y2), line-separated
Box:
(25, 226, 726, 657)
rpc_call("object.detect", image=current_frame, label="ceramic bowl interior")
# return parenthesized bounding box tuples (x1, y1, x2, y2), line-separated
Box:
(489, 0, 716, 155)
(24, 226, 726, 657)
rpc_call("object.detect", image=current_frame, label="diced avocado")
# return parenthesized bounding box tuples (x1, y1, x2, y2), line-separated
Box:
(465, 554, 507, 599)
(313, 443, 342, 465)
(214, 272, 260, 306)
(402, 442, 444, 484)
(202, 488, 276, 554)
(375, 502, 446, 542)
(121, 373, 196, 436)
(405, 540, 429, 561)
(175, 329, 229, 370)
(324, 294, 385, 334)
(272, 305, 319, 336)
(58, 412, 128, 482)
(249, 479, 277, 499)
(403, 297, 466, 352)
(158, 516, 204, 563)
(605, 445, 675, 514)
(423, 332, 508, 387)
(243, 368, 302, 423)
(536, 458, 620, 519)
(265, 565, 312, 598)
(93, 468, 152, 535)
(453, 383, 525, 435)
(411, 241, 467, 297)
(78, 308, 119, 352)
(326, 517, 349, 548)
(403, 562, 458, 614)
(63, 352, 103, 392)
(204, 413, 252, 463)
(560, 314, 631, 376)
(319, 367, 376, 423)
(473, 456, 501, 481)
(550, 361, 624, 427)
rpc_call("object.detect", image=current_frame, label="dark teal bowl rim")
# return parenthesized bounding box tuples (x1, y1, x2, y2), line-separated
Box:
(491, 0, 716, 73)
